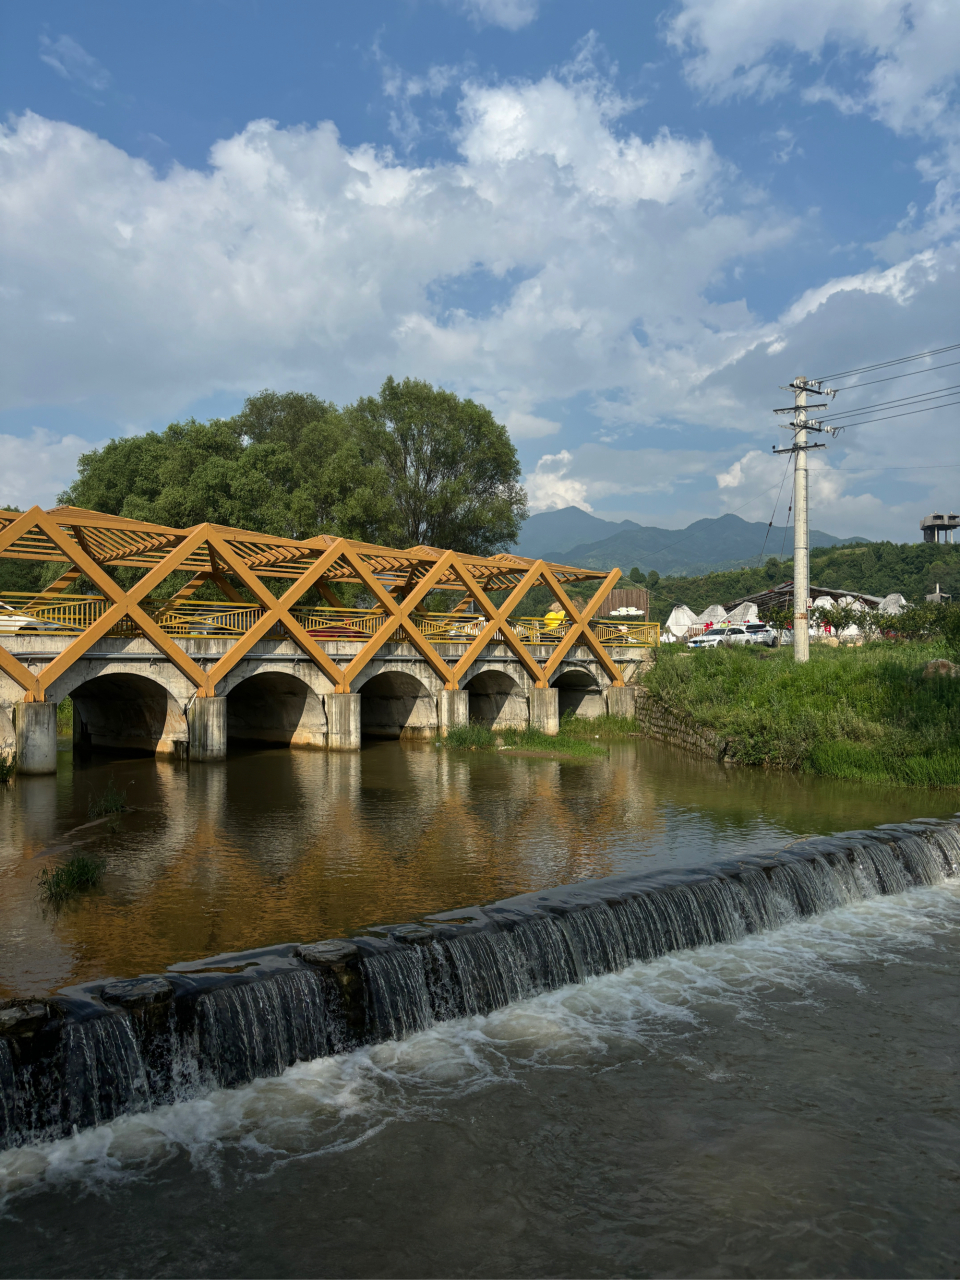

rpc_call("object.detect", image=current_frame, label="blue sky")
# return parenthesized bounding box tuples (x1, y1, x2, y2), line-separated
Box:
(1, 0, 958, 540)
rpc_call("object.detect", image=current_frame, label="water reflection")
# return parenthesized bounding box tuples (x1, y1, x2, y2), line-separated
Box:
(1, 738, 956, 997)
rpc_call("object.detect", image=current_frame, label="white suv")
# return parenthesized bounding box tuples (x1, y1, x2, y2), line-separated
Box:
(724, 623, 778, 648)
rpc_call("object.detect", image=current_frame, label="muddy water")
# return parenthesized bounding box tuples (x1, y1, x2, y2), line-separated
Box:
(1, 739, 958, 998)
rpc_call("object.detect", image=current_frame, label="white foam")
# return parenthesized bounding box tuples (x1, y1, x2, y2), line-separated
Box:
(2, 879, 957, 1209)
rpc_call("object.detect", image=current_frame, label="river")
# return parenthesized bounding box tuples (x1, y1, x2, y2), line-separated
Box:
(0, 738, 957, 1277)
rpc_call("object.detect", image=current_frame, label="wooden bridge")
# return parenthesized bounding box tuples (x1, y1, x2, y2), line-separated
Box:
(0, 506, 657, 772)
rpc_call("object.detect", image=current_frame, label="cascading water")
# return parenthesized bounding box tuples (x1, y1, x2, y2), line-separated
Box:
(1, 817, 957, 1151)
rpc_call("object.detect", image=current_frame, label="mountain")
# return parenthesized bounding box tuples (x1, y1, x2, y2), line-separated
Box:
(512, 507, 643, 559)
(515, 508, 868, 575)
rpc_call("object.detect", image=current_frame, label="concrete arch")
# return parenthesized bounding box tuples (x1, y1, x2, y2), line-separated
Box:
(225, 671, 327, 749)
(550, 666, 604, 719)
(351, 660, 444, 697)
(463, 669, 528, 730)
(69, 672, 188, 757)
(358, 670, 438, 740)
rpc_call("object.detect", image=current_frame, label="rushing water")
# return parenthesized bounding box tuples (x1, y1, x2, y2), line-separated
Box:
(1, 739, 959, 1277)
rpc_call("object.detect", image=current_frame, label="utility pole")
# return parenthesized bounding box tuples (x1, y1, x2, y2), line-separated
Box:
(772, 376, 839, 663)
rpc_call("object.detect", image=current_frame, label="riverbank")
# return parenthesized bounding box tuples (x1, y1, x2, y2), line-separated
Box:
(642, 641, 960, 788)
(439, 713, 635, 758)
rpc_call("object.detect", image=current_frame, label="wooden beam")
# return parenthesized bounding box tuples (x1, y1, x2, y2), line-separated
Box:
(540, 568, 625, 686)
(450, 559, 549, 688)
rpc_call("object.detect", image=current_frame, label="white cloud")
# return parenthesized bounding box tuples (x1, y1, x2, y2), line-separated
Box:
(0, 71, 783, 427)
(0, 428, 102, 509)
(457, 0, 539, 32)
(525, 442, 721, 512)
(39, 34, 111, 93)
(504, 410, 561, 438)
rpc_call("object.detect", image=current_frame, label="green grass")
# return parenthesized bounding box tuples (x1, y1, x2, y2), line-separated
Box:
(442, 723, 497, 750)
(38, 854, 106, 906)
(499, 725, 606, 757)
(644, 640, 960, 788)
(57, 696, 73, 735)
(87, 779, 127, 819)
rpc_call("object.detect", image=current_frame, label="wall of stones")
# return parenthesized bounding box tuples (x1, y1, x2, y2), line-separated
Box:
(631, 686, 732, 762)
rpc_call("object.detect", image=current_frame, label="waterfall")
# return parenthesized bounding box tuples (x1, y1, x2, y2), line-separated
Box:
(1, 818, 957, 1150)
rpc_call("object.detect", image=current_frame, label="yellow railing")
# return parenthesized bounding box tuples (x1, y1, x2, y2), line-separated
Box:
(0, 594, 659, 648)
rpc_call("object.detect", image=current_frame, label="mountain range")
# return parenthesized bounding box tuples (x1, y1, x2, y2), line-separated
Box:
(512, 508, 868, 577)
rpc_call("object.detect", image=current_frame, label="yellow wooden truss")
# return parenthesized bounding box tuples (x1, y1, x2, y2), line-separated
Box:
(0, 506, 631, 701)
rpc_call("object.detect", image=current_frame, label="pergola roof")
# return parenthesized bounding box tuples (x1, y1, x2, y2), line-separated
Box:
(0, 506, 607, 592)
(723, 581, 884, 612)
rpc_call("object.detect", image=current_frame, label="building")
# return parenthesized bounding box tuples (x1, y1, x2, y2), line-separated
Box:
(920, 513, 959, 543)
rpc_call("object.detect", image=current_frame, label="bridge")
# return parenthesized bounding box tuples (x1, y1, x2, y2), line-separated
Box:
(0, 506, 658, 773)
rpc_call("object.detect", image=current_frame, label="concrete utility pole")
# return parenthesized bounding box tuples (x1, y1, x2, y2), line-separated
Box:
(773, 376, 837, 663)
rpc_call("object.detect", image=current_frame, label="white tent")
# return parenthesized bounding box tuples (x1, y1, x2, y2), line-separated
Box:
(879, 592, 907, 615)
(726, 602, 760, 625)
(664, 604, 698, 639)
(696, 604, 728, 626)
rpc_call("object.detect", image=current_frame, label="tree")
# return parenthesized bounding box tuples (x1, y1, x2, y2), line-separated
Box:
(629, 566, 645, 584)
(346, 377, 527, 554)
(646, 570, 660, 588)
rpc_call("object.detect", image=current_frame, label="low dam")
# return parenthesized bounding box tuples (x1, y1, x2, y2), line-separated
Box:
(2, 816, 957, 1149)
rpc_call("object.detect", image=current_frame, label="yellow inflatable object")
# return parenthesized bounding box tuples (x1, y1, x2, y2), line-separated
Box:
(544, 609, 566, 629)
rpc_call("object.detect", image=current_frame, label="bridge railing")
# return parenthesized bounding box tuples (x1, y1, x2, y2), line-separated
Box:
(0, 594, 658, 648)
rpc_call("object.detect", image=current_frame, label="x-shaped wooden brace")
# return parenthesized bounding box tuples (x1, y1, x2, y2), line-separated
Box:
(450, 558, 555, 689)
(0, 507, 46, 697)
(540, 567, 624, 686)
(32, 515, 213, 700)
(202, 535, 350, 695)
(338, 547, 458, 690)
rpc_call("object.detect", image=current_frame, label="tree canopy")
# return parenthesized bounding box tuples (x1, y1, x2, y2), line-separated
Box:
(60, 380, 527, 555)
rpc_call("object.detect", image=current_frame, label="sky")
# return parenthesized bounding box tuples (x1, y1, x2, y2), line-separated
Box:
(1, 0, 958, 542)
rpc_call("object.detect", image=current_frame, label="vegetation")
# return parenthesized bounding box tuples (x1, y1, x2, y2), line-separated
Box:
(439, 711, 633, 757)
(58, 380, 526, 557)
(644, 541, 960, 624)
(57, 697, 73, 735)
(645, 641, 960, 788)
(0, 753, 14, 784)
(38, 854, 105, 906)
(87, 780, 127, 819)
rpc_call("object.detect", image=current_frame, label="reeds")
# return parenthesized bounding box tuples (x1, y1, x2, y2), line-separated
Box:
(38, 854, 105, 906)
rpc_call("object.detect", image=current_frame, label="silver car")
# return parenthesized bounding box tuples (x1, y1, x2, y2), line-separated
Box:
(724, 623, 778, 648)
(686, 630, 726, 650)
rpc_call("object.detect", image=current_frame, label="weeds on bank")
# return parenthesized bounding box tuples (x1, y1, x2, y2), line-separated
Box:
(645, 641, 960, 788)
(38, 854, 105, 906)
(56, 697, 73, 735)
(442, 723, 497, 750)
(87, 779, 127, 819)
(439, 714, 614, 757)
(500, 725, 606, 756)
(0, 753, 14, 784)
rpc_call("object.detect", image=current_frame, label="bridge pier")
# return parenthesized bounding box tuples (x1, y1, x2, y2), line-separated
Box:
(13, 701, 58, 775)
(528, 686, 559, 736)
(188, 697, 227, 762)
(326, 692, 361, 751)
(438, 689, 469, 736)
(604, 686, 635, 719)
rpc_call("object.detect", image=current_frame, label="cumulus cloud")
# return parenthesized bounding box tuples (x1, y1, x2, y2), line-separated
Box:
(0, 69, 783, 427)
(0, 428, 102, 509)
(457, 0, 539, 31)
(525, 442, 721, 512)
(39, 34, 111, 93)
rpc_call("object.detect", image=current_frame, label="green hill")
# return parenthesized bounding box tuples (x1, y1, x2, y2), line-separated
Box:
(645, 541, 960, 624)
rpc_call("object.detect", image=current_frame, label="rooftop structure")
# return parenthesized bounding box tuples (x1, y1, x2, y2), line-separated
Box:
(920, 512, 959, 543)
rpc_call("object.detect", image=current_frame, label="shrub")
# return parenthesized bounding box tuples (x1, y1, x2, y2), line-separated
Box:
(38, 854, 106, 906)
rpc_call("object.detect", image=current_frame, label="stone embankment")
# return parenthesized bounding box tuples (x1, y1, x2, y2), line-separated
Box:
(631, 685, 733, 763)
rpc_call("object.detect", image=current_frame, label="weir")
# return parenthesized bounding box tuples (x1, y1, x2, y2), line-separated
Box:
(1, 817, 958, 1151)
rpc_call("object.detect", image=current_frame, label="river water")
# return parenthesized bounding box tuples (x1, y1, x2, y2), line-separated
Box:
(1, 740, 958, 1276)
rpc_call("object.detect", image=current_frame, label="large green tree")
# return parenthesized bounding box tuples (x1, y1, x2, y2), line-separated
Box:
(61, 380, 527, 556)
(346, 377, 527, 554)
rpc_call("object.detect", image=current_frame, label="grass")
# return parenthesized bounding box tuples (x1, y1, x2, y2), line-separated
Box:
(38, 854, 106, 906)
(87, 779, 127, 819)
(0, 753, 14, 784)
(439, 713, 618, 758)
(644, 640, 960, 788)
(57, 696, 73, 735)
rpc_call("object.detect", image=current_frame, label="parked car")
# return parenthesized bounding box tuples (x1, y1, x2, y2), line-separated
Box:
(686, 630, 726, 650)
(724, 623, 778, 648)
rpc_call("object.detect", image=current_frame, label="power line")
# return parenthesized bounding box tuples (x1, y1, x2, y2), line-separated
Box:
(815, 341, 960, 382)
(821, 396, 960, 430)
(756, 453, 794, 567)
(832, 357, 960, 391)
(808, 461, 960, 474)
(818, 383, 960, 420)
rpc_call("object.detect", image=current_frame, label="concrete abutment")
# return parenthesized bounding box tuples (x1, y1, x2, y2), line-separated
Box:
(13, 701, 58, 774)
